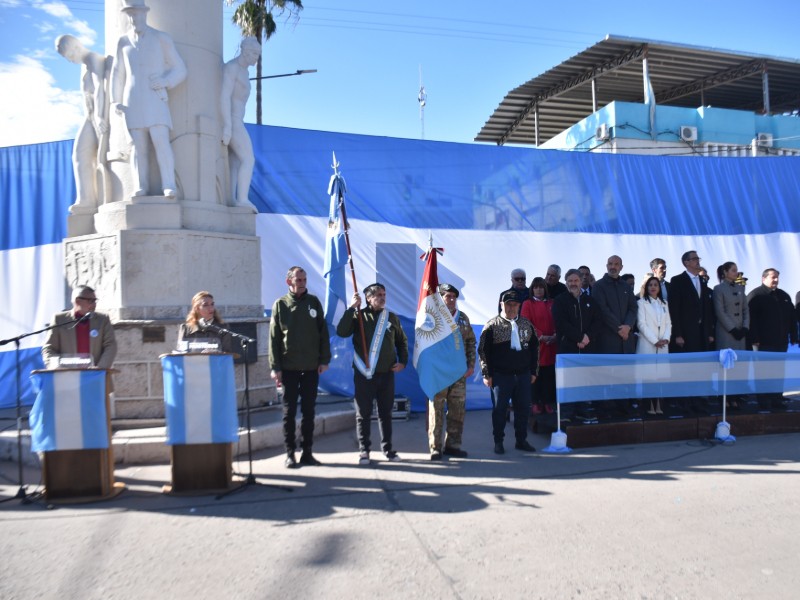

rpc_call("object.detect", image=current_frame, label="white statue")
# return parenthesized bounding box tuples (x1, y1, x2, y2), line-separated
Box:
(111, 0, 187, 199)
(55, 35, 111, 210)
(220, 36, 261, 212)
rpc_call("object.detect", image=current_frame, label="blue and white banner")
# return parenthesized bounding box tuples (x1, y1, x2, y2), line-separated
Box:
(5, 129, 800, 412)
(161, 354, 238, 445)
(555, 351, 800, 404)
(29, 369, 108, 452)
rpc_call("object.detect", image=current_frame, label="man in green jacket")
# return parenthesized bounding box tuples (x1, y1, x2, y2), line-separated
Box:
(269, 266, 331, 468)
(336, 283, 408, 465)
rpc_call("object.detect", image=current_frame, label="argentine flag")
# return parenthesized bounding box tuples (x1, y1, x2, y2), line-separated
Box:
(161, 354, 238, 445)
(555, 351, 800, 405)
(413, 247, 466, 399)
(29, 369, 109, 452)
(323, 158, 349, 327)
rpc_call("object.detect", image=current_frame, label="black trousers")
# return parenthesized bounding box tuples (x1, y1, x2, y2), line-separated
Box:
(353, 370, 394, 453)
(282, 369, 319, 453)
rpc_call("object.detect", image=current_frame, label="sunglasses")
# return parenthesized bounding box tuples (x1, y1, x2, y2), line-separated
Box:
(77, 297, 98, 303)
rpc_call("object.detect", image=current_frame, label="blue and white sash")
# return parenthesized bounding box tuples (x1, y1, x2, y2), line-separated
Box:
(354, 309, 389, 379)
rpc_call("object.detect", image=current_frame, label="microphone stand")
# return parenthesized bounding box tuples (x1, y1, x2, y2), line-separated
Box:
(202, 322, 292, 498)
(0, 315, 85, 506)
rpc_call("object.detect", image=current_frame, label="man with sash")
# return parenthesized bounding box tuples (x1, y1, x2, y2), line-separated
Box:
(336, 283, 408, 465)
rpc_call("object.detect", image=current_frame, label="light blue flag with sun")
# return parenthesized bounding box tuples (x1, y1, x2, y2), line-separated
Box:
(413, 246, 466, 399)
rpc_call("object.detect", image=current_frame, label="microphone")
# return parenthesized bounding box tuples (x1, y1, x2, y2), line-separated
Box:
(70, 312, 92, 329)
(199, 318, 212, 331)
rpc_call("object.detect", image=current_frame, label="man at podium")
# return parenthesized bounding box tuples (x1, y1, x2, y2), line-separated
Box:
(41, 285, 117, 372)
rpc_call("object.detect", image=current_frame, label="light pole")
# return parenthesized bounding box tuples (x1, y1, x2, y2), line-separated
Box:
(250, 68, 317, 81)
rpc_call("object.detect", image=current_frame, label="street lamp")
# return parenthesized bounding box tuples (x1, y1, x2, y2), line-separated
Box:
(250, 69, 317, 81)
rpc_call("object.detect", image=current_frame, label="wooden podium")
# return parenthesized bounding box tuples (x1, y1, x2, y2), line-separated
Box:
(161, 353, 239, 494)
(30, 368, 124, 502)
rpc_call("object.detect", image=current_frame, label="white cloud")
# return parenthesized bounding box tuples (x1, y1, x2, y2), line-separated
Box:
(33, 1, 96, 47)
(0, 55, 83, 147)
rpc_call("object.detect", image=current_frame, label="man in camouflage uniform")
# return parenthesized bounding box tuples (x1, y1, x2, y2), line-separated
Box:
(428, 284, 477, 460)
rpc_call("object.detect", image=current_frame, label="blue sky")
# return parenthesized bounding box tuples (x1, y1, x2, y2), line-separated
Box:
(1, 0, 799, 147)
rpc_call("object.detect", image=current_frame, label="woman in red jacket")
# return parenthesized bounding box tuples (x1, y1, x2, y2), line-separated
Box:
(521, 277, 556, 415)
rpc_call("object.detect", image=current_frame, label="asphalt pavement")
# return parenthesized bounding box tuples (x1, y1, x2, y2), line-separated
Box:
(1, 409, 798, 600)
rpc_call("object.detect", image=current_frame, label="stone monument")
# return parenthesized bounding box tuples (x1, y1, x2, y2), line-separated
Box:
(59, 0, 273, 419)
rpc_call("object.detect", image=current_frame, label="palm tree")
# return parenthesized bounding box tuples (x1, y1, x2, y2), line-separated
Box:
(226, 0, 303, 124)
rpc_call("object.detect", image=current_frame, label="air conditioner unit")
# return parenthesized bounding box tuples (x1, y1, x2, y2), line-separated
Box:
(595, 123, 610, 141)
(756, 132, 773, 147)
(679, 126, 697, 142)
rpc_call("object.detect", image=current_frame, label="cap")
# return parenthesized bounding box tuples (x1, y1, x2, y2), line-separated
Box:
(438, 283, 459, 297)
(500, 290, 521, 304)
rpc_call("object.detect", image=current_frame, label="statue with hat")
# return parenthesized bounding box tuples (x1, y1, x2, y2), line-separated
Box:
(110, 0, 187, 198)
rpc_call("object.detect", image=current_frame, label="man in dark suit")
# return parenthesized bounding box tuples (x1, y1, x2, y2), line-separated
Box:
(592, 255, 639, 417)
(650, 258, 670, 302)
(669, 251, 715, 352)
(668, 251, 715, 414)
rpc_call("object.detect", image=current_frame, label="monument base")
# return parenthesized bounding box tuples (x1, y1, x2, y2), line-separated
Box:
(67, 204, 97, 237)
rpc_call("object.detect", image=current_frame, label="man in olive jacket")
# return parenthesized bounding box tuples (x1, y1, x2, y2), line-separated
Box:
(336, 283, 408, 465)
(270, 267, 331, 468)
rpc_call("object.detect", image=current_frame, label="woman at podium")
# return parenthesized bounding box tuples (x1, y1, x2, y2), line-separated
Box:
(177, 291, 233, 353)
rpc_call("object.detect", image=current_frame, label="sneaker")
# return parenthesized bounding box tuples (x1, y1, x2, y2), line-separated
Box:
(493, 442, 505, 455)
(299, 452, 322, 466)
(284, 453, 298, 469)
(515, 440, 536, 452)
(384, 450, 400, 462)
(358, 451, 370, 465)
(430, 451, 443, 461)
(443, 447, 468, 458)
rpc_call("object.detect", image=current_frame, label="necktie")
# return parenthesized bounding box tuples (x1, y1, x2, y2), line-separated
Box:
(693, 275, 701, 297)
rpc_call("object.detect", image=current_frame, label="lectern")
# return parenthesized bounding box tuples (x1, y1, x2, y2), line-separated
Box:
(161, 353, 239, 493)
(29, 368, 123, 501)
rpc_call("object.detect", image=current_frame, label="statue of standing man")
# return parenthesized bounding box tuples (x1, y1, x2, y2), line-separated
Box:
(111, 0, 187, 199)
(55, 35, 111, 211)
(221, 36, 261, 212)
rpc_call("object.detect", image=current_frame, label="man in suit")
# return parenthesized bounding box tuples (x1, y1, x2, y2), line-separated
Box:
(42, 285, 117, 371)
(592, 255, 639, 417)
(669, 251, 715, 352)
(497, 268, 529, 313)
(544, 264, 568, 299)
(668, 250, 715, 414)
(650, 258, 670, 302)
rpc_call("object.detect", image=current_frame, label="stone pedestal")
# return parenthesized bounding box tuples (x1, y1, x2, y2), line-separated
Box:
(65, 225, 261, 320)
(56, 1, 273, 421)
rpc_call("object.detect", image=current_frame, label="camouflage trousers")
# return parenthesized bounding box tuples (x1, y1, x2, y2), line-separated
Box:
(428, 377, 467, 452)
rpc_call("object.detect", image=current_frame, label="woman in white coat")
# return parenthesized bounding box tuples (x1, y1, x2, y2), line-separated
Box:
(637, 276, 672, 414)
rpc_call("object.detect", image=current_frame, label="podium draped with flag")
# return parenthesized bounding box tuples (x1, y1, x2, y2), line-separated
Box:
(29, 368, 121, 500)
(161, 353, 238, 492)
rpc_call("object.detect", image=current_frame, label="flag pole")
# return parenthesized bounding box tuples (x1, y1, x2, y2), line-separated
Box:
(332, 153, 370, 368)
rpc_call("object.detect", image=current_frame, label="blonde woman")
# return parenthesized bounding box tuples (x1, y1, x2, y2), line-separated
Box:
(177, 291, 232, 353)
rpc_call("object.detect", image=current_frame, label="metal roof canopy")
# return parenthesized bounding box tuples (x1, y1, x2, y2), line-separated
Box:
(475, 35, 800, 146)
